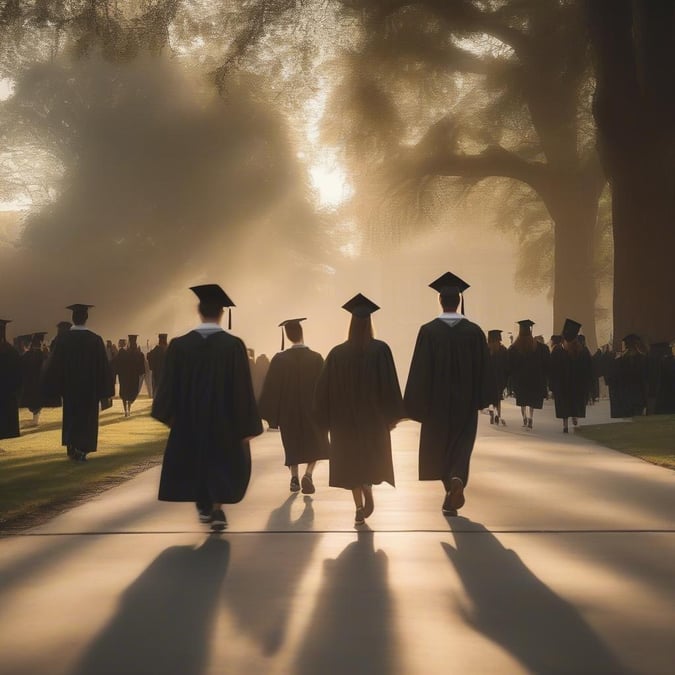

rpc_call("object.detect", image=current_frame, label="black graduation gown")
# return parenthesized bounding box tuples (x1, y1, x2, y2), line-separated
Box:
(114, 347, 146, 402)
(314, 339, 403, 489)
(549, 346, 593, 419)
(19, 348, 46, 412)
(151, 330, 263, 503)
(507, 342, 550, 408)
(404, 318, 490, 485)
(655, 355, 675, 414)
(258, 346, 330, 466)
(147, 344, 167, 394)
(43, 329, 115, 452)
(607, 352, 648, 418)
(0, 341, 22, 439)
(486, 344, 509, 406)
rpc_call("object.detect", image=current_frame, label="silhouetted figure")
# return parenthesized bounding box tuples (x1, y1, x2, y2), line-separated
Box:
(294, 532, 395, 675)
(19, 332, 47, 426)
(70, 538, 230, 675)
(314, 293, 404, 526)
(50, 321, 72, 352)
(655, 343, 675, 414)
(114, 334, 146, 417)
(508, 319, 550, 429)
(0, 319, 21, 440)
(105, 339, 117, 361)
(252, 352, 270, 401)
(42, 321, 73, 409)
(151, 284, 262, 531)
(258, 318, 329, 494)
(607, 334, 648, 418)
(147, 333, 168, 398)
(646, 342, 672, 414)
(549, 319, 593, 433)
(404, 272, 489, 516)
(486, 329, 509, 426)
(43, 304, 114, 461)
(443, 519, 629, 674)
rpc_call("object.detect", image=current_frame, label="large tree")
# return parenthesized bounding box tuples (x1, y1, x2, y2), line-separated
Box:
(326, 0, 606, 346)
(586, 0, 675, 346)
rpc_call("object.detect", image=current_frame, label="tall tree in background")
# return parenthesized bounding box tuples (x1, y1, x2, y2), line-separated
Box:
(586, 0, 675, 346)
(328, 0, 606, 347)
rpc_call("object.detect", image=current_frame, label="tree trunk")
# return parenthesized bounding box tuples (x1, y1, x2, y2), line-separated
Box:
(546, 187, 600, 351)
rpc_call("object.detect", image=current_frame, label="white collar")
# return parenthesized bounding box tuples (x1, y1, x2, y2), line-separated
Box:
(438, 312, 465, 320)
(289, 343, 308, 349)
(70, 325, 90, 331)
(195, 322, 224, 331)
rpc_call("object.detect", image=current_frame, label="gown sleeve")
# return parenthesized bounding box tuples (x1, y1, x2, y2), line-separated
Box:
(151, 339, 178, 426)
(403, 328, 433, 422)
(231, 338, 263, 440)
(257, 353, 283, 428)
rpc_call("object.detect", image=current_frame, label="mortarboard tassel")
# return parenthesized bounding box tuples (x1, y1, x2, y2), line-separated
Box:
(461, 295, 465, 315)
(281, 329, 285, 351)
(228, 308, 232, 330)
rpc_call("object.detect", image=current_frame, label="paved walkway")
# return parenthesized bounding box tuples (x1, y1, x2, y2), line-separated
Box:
(1, 400, 674, 674)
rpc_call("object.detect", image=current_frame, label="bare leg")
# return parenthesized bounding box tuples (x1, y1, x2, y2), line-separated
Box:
(352, 488, 365, 525)
(521, 406, 527, 425)
(304, 461, 316, 477)
(301, 463, 316, 494)
(563, 417, 569, 433)
(290, 465, 299, 478)
(362, 484, 374, 517)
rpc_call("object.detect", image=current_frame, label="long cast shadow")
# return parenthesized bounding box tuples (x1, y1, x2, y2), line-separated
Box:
(69, 537, 230, 675)
(293, 530, 396, 675)
(223, 493, 317, 655)
(443, 519, 633, 674)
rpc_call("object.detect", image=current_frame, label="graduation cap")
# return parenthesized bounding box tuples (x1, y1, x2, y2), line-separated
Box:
(622, 334, 641, 348)
(517, 319, 535, 329)
(0, 318, 10, 341)
(487, 329, 502, 340)
(429, 271, 470, 314)
(158, 333, 168, 344)
(278, 318, 306, 350)
(128, 334, 138, 345)
(561, 318, 582, 341)
(342, 294, 380, 318)
(32, 331, 47, 343)
(190, 284, 235, 329)
(66, 303, 93, 324)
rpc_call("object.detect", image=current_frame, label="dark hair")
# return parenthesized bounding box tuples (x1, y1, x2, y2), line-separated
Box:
(198, 301, 223, 319)
(72, 309, 88, 325)
(512, 325, 536, 353)
(348, 315, 373, 349)
(440, 291, 460, 312)
(487, 333, 503, 356)
(564, 337, 583, 357)
(285, 322, 303, 344)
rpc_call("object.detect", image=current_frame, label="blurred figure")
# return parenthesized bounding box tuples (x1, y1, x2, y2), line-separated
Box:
(258, 318, 329, 494)
(151, 284, 262, 531)
(105, 339, 117, 361)
(549, 320, 593, 433)
(0, 319, 21, 440)
(253, 353, 270, 401)
(115, 334, 146, 417)
(646, 342, 672, 414)
(405, 273, 489, 517)
(314, 294, 403, 526)
(147, 333, 169, 398)
(20, 332, 47, 426)
(607, 334, 648, 418)
(43, 304, 114, 461)
(50, 321, 72, 352)
(486, 329, 508, 426)
(508, 319, 550, 429)
(655, 341, 675, 414)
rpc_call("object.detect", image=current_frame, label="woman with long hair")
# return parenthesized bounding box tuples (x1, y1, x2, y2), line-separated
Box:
(314, 294, 404, 526)
(549, 319, 593, 432)
(486, 329, 508, 426)
(507, 319, 550, 429)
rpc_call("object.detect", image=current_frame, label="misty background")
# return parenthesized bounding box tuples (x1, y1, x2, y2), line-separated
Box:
(0, 0, 616, 376)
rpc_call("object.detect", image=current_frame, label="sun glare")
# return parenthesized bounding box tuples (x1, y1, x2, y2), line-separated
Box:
(309, 161, 352, 209)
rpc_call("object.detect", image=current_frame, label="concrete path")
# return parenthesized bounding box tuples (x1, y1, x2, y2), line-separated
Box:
(1, 400, 673, 675)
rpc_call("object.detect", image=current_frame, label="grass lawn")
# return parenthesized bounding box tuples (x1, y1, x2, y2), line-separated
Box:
(0, 396, 167, 532)
(576, 414, 675, 471)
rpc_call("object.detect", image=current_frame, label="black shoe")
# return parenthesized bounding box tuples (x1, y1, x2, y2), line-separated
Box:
(69, 449, 87, 462)
(290, 476, 300, 492)
(196, 503, 213, 523)
(354, 507, 365, 526)
(210, 509, 227, 532)
(527, 418, 533, 429)
(301, 474, 315, 494)
(448, 477, 465, 510)
(489, 410, 495, 424)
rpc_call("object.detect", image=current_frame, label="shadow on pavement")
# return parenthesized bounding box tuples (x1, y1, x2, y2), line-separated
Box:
(293, 530, 396, 675)
(223, 493, 317, 655)
(69, 537, 230, 675)
(443, 518, 633, 675)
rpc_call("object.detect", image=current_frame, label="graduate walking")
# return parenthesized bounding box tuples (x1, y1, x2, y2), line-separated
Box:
(43, 304, 114, 461)
(258, 318, 329, 494)
(314, 294, 404, 526)
(114, 334, 146, 416)
(151, 284, 262, 531)
(404, 273, 490, 516)
(0, 319, 22, 440)
(507, 319, 550, 429)
(19, 332, 47, 426)
(607, 334, 648, 418)
(486, 329, 509, 426)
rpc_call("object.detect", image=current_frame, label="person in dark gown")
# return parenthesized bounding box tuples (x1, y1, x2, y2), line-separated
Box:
(253, 353, 270, 401)
(549, 319, 593, 433)
(507, 319, 550, 429)
(43, 304, 114, 461)
(314, 293, 404, 526)
(607, 334, 648, 418)
(19, 332, 47, 426)
(486, 329, 509, 426)
(114, 334, 146, 417)
(151, 284, 262, 531)
(0, 319, 22, 440)
(147, 333, 168, 398)
(258, 318, 329, 494)
(404, 272, 490, 516)
(655, 342, 675, 414)
(646, 342, 672, 415)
